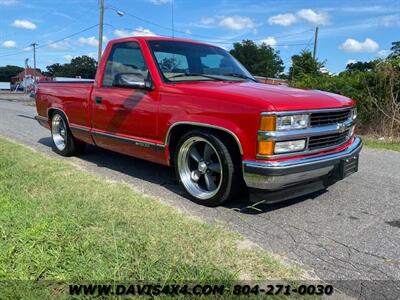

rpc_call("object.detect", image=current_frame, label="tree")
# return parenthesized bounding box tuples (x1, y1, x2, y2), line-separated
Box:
(346, 61, 375, 72)
(45, 55, 98, 79)
(45, 63, 63, 77)
(288, 51, 324, 81)
(229, 40, 284, 78)
(0, 65, 24, 82)
(389, 41, 400, 59)
(69, 56, 98, 79)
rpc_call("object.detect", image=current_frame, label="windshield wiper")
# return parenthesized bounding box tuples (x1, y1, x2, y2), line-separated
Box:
(222, 73, 257, 82)
(167, 73, 229, 81)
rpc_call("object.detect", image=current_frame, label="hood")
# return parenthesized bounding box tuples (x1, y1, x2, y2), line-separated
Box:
(163, 81, 354, 111)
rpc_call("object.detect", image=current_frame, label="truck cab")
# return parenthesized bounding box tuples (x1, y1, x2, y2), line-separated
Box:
(35, 36, 362, 206)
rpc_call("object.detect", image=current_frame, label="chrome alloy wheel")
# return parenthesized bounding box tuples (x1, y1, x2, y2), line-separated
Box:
(51, 114, 67, 151)
(177, 137, 223, 200)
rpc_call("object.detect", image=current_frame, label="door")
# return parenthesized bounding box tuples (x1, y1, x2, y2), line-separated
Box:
(91, 41, 160, 158)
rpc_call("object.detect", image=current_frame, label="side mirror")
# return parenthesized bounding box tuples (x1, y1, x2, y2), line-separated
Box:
(113, 73, 153, 90)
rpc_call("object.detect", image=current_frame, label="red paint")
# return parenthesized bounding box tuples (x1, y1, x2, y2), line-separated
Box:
(36, 36, 355, 165)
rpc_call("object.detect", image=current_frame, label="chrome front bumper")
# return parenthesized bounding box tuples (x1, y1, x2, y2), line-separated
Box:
(243, 137, 362, 190)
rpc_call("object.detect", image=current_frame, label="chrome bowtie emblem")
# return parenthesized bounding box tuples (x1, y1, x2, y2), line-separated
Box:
(337, 122, 346, 133)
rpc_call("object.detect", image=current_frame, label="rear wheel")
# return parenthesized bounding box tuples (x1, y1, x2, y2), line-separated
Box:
(175, 131, 241, 206)
(51, 112, 85, 156)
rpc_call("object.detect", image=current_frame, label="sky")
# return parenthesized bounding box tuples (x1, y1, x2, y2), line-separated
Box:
(0, 0, 399, 74)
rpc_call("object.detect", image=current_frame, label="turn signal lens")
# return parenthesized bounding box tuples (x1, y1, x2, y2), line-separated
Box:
(260, 115, 276, 131)
(258, 140, 274, 155)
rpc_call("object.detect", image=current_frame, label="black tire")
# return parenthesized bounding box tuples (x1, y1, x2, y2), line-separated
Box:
(50, 112, 85, 157)
(174, 130, 242, 206)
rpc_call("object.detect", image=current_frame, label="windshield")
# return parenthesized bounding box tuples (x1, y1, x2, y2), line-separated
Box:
(147, 40, 255, 82)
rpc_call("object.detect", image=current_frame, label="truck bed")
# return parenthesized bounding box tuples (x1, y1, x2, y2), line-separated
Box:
(36, 81, 93, 130)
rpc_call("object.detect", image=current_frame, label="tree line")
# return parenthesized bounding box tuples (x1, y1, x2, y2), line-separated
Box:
(231, 40, 400, 137)
(0, 55, 97, 82)
(0, 40, 398, 137)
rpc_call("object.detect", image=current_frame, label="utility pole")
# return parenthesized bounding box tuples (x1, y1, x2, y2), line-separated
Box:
(24, 58, 29, 94)
(30, 43, 37, 70)
(98, 0, 104, 63)
(312, 26, 319, 60)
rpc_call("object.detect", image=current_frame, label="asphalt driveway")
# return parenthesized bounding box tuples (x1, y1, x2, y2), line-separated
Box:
(1, 100, 399, 299)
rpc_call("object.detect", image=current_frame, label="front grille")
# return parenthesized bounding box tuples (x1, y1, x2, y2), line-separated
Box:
(308, 130, 349, 150)
(310, 109, 351, 126)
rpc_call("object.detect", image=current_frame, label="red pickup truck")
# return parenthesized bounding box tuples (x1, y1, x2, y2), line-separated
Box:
(35, 36, 362, 206)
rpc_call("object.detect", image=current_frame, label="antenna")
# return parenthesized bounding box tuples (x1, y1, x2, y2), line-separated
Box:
(171, 0, 174, 38)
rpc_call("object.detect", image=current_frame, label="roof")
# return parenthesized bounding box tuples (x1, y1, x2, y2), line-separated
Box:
(110, 36, 215, 47)
(13, 68, 44, 80)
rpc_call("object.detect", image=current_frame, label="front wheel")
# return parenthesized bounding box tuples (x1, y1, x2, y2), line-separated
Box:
(51, 112, 85, 156)
(174, 131, 241, 206)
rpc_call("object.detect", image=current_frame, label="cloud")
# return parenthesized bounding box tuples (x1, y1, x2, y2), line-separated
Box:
(377, 49, 391, 58)
(2, 40, 16, 48)
(12, 19, 37, 30)
(48, 40, 70, 50)
(346, 59, 356, 66)
(146, 0, 171, 4)
(0, 0, 17, 5)
(340, 38, 379, 53)
(86, 52, 97, 59)
(381, 15, 400, 27)
(297, 9, 329, 25)
(219, 16, 255, 30)
(114, 27, 156, 38)
(78, 36, 98, 47)
(260, 36, 277, 47)
(268, 13, 297, 26)
(63, 55, 75, 61)
(199, 17, 216, 26)
(78, 36, 107, 47)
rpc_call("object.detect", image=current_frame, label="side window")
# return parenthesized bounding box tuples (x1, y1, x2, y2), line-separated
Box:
(102, 42, 148, 87)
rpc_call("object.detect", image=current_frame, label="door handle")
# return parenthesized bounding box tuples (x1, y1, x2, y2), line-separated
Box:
(95, 96, 102, 104)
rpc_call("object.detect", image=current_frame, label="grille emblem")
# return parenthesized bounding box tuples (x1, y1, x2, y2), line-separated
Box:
(337, 122, 346, 133)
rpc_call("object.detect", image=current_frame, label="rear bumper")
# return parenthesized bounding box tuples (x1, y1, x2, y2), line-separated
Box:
(243, 137, 362, 190)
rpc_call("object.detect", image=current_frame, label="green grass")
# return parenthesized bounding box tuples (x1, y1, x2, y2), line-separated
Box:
(363, 137, 400, 152)
(0, 138, 304, 299)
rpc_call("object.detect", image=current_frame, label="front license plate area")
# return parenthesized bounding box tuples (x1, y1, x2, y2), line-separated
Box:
(338, 155, 359, 179)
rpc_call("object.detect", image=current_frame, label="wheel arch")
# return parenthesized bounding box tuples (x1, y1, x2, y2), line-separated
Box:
(166, 122, 243, 164)
(47, 107, 70, 126)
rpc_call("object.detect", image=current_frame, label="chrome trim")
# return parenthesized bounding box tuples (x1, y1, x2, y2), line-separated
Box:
(177, 136, 223, 200)
(47, 107, 71, 128)
(257, 136, 351, 159)
(165, 121, 243, 155)
(243, 137, 362, 190)
(261, 106, 353, 116)
(35, 115, 50, 129)
(258, 107, 355, 158)
(92, 131, 165, 151)
(258, 119, 354, 141)
(51, 113, 68, 151)
(35, 115, 48, 122)
(70, 125, 90, 134)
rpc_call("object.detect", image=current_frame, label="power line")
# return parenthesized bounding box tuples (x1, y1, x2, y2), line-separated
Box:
(108, 4, 313, 44)
(0, 24, 99, 58)
(36, 24, 99, 50)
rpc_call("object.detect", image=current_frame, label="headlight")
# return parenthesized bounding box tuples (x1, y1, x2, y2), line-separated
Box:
(350, 107, 357, 120)
(276, 114, 309, 130)
(275, 139, 306, 154)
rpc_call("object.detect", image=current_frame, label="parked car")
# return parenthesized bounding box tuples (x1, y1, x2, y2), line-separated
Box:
(35, 36, 362, 206)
